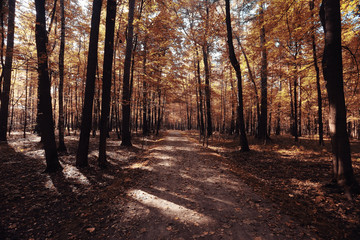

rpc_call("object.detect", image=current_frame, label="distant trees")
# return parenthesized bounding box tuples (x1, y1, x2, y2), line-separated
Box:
(0, 0, 359, 193)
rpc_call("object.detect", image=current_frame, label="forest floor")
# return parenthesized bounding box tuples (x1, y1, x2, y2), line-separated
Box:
(0, 130, 359, 239)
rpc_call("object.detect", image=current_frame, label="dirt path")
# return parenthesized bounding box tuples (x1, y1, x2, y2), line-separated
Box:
(115, 131, 315, 239)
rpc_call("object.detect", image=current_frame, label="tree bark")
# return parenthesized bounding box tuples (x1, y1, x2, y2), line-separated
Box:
(121, 0, 136, 146)
(98, 0, 116, 168)
(0, 0, 15, 142)
(320, 0, 358, 194)
(35, 0, 62, 172)
(142, 38, 149, 136)
(310, 0, 324, 145)
(196, 49, 205, 136)
(58, 0, 66, 152)
(76, 0, 102, 167)
(258, 3, 268, 142)
(225, 0, 249, 151)
(203, 44, 212, 138)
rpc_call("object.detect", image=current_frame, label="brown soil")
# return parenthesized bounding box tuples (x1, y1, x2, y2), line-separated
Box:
(0, 130, 357, 239)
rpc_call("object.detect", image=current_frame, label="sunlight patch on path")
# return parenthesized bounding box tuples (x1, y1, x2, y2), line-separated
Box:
(128, 189, 214, 225)
(63, 164, 91, 186)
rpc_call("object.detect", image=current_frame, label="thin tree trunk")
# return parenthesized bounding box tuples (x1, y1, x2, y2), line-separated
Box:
(121, 0, 136, 146)
(76, 0, 103, 167)
(98, 0, 116, 168)
(0, 0, 15, 142)
(142, 38, 149, 136)
(58, 0, 66, 152)
(24, 61, 29, 138)
(320, 0, 358, 195)
(203, 45, 212, 138)
(35, 0, 62, 172)
(196, 49, 205, 136)
(293, 61, 298, 141)
(225, 0, 249, 151)
(310, 0, 324, 145)
(237, 38, 260, 134)
(258, 4, 268, 142)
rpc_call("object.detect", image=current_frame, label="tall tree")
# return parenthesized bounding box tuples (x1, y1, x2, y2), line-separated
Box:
(98, 0, 116, 168)
(0, 0, 15, 142)
(320, 0, 358, 195)
(35, 0, 62, 172)
(225, 0, 249, 152)
(258, 2, 268, 141)
(310, 0, 323, 145)
(121, 0, 135, 146)
(58, 0, 66, 151)
(76, 0, 103, 167)
(203, 0, 212, 138)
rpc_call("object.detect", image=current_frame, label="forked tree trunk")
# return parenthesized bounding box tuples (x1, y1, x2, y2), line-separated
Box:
(0, 0, 15, 142)
(98, 0, 116, 168)
(76, 0, 102, 167)
(320, 0, 358, 195)
(35, 0, 62, 172)
(225, 0, 249, 151)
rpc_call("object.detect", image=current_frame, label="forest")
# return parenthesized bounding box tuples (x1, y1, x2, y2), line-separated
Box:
(0, 0, 360, 239)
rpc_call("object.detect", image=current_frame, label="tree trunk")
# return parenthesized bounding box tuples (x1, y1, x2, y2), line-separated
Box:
(293, 62, 298, 141)
(121, 0, 136, 146)
(24, 61, 29, 138)
(196, 49, 205, 136)
(98, 0, 116, 168)
(203, 45, 212, 138)
(34, 0, 62, 172)
(76, 0, 102, 167)
(0, 0, 15, 142)
(58, 0, 66, 152)
(142, 39, 149, 136)
(258, 4, 268, 142)
(310, 0, 324, 145)
(320, 0, 358, 195)
(225, 0, 249, 151)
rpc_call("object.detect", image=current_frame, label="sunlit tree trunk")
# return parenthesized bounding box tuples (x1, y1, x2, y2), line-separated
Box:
(35, 0, 62, 172)
(76, 0, 102, 167)
(320, 0, 358, 195)
(225, 0, 249, 151)
(98, 0, 116, 168)
(58, 0, 66, 152)
(0, 0, 15, 142)
(121, 0, 136, 146)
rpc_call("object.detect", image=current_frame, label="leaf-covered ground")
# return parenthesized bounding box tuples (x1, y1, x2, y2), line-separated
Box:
(187, 131, 360, 240)
(0, 130, 359, 239)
